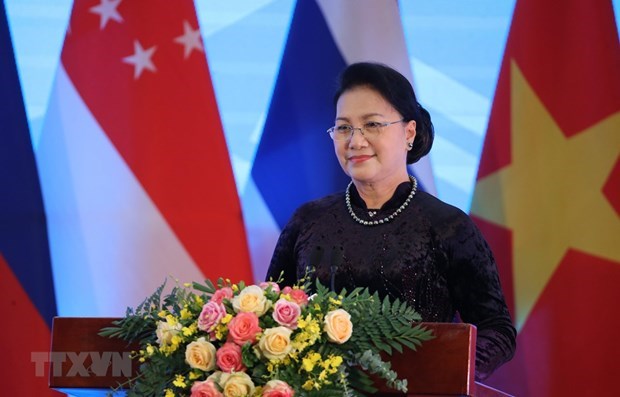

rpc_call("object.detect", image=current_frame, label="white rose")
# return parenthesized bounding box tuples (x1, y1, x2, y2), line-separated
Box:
(232, 285, 270, 316)
(220, 372, 255, 396)
(185, 337, 217, 371)
(258, 326, 293, 360)
(155, 319, 182, 346)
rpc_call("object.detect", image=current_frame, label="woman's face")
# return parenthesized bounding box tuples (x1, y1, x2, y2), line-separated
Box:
(333, 85, 416, 185)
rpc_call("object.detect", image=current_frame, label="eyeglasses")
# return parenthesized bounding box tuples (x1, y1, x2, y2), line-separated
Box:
(327, 119, 404, 141)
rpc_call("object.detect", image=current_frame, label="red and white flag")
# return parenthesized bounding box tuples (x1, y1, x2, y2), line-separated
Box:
(37, 0, 253, 316)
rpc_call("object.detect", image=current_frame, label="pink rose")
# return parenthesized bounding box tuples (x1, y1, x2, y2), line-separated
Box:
(263, 380, 295, 397)
(211, 287, 234, 304)
(227, 312, 262, 345)
(198, 301, 227, 332)
(259, 281, 281, 294)
(282, 286, 309, 307)
(216, 342, 246, 372)
(190, 379, 223, 397)
(272, 299, 301, 329)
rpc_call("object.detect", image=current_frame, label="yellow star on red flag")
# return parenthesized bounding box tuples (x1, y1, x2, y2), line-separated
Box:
(471, 61, 620, 329)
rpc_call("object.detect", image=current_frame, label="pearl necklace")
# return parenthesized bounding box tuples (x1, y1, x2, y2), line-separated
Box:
(345, 176, 418, 226)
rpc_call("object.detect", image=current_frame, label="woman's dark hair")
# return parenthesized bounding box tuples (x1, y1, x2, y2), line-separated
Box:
(333, 62, 434, 164)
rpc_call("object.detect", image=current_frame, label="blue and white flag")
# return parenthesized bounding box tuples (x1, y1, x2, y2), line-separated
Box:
(249, 0, 436, 278)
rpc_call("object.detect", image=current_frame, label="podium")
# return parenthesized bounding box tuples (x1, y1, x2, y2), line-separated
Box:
(49, 317, 512, 396)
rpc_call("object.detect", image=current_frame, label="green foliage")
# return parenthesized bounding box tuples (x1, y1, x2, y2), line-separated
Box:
(99, 281, 167, 343)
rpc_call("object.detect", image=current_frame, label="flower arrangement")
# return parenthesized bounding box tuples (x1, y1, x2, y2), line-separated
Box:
(100, 277, 433, 397)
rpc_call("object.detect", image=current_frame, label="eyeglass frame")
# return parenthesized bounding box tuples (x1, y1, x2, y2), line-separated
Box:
(327, 119, 405, 141)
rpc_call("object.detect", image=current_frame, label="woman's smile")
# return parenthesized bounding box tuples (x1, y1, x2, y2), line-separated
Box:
(348, 154, 375, 163)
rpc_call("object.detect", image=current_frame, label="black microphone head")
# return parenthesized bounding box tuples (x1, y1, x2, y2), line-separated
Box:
(330, 245, 344, 269)
(309, 246, 324, 268)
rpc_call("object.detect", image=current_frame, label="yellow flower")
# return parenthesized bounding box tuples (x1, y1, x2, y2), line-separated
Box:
(182, 323, 198, 337)
(292, 315, 321, 352)
(214, 324, 227, 340)
(164, 388, 174, 397)
(302, 358, 314, 372)
(320, 354, 343, 376)
(171, 335, 183, 347)
(189, 370, 201, 380)
(221, 313, 233, 324)
(158, 310, 167, 318)
(302, 380, 315, 391)
(301, 351, 322, 372)
(172, 374, 186, 388)
(180, 308, 192, 320)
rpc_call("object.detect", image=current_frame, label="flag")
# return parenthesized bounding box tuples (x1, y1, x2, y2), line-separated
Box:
(0, 2, 60, 395)
(470, 0, 620, 395)
(36, 0, 252, 317)
(249, 0, 436, 278)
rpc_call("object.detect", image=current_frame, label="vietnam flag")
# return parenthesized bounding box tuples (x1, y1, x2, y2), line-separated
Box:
(470, 0, 620, 395)
(36, 0, 252, 317)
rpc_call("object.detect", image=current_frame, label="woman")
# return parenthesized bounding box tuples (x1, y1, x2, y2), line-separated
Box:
(265, 62, 516, 380)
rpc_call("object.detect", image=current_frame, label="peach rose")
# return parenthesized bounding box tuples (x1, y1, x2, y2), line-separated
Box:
(262, 380, 295, 397)
(258, 326, 293, 360)
(324, 309, 353, 344)
(219, 372, 255, 396)
(185, 337, 217, 371)
(227, 312, 262, 345)
(212, 287, 234, 304)
(198, 301, 227, 332)
(216, 342, 246, 372)
(272, 299, 301, 329)
(190, 379, 223, 397)
(232, 285, 270, 316)
(281, 287, 309, 307)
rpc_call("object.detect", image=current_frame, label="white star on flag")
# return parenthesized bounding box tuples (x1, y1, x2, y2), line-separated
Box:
(90, 0, 123, 30)
(174, 20, 204, 59)
(122, 40, 157, 79)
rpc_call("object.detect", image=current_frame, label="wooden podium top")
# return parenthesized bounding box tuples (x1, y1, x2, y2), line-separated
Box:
(49, 317, 512, 397)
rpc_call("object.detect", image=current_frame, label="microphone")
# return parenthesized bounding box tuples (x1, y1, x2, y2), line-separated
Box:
(305, 246, 323, 291)
(330, 246, 344, 292)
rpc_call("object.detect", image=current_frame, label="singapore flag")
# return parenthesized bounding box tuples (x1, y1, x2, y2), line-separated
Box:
(36, 0, 253, 316)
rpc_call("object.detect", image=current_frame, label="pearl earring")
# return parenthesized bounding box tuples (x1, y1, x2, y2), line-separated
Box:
(407, 142, 414, 149)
